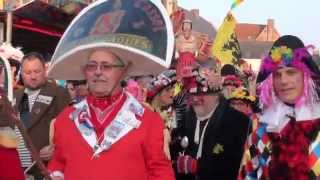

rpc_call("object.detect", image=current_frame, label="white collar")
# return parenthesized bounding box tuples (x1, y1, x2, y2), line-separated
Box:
(260, 98, 320, 133)
(24, 88, 41, 96)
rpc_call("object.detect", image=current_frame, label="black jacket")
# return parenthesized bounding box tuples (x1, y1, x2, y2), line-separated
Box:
(180, 98, 250, 180)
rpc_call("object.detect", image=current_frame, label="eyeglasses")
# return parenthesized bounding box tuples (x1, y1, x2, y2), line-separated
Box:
(84, 62, 124, 72)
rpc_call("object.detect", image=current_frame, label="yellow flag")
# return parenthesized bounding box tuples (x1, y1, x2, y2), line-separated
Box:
(211, 13, 241, 65)
(0, 0, 4, 10)
(173, 82, 182, 97)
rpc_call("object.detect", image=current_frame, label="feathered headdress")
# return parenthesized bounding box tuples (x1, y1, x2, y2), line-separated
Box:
(147, 69, 177, 101)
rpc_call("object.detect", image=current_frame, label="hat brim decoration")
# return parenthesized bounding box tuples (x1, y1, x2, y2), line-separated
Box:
(228, 87, 260, 113)
(228, 87, 256, 103)
(222, 74, 242, 87)
(184, 67, 222, 95)
(48, 0, 174, 80)
(259, 45, 314, 82)
(147, 69, 176, 101)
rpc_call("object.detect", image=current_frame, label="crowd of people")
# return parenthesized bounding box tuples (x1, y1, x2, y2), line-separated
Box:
(1, 0, 320, 180)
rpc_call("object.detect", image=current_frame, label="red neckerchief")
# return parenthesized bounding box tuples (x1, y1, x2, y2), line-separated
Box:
(87, 90, 127, 139)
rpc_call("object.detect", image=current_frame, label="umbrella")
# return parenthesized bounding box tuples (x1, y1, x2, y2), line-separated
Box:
(48, 0, 174, 80)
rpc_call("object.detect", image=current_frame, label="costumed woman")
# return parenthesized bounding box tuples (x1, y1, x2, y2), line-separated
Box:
(146, 69, 177, 160)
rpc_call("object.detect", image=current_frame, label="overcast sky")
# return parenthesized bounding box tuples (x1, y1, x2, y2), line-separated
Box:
(179, 0, 320, 47)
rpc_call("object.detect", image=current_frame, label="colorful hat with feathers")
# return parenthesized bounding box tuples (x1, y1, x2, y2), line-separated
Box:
(184, 67, 222, 95)
(229, 87, 255, 103)
(228, 87, 260, 113)
(147, 69, 177, 101)
(222, 74, 242, 87)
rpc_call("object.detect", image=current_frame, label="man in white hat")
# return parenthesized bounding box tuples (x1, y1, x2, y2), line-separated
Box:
(48, 0, 175, 179)
(49, 48, 175, 180)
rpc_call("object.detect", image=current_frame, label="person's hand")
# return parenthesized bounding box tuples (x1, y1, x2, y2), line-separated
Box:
(176, 155, 197, 174)
(49, 171, 64, 180)
(248, 72, 257, 97)
(39, 144, 54, 161)
(163, 128, 171, 160)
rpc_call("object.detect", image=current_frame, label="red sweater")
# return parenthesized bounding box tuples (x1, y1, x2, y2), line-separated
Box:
(48, 98, 174, 180)
(0, 147, 24, 180)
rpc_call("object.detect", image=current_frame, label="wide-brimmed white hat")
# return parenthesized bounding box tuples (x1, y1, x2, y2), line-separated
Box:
(48, 0, 174, 80)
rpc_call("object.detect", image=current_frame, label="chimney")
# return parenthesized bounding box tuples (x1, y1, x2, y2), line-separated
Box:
(267, 19, 274, 41)
(191, 9, 199, 19)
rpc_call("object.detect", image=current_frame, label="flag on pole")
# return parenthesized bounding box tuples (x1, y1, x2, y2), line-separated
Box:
(211, 13, 241, 65)
(0, 0, 4, 10)
(230, 0, 244, 10)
